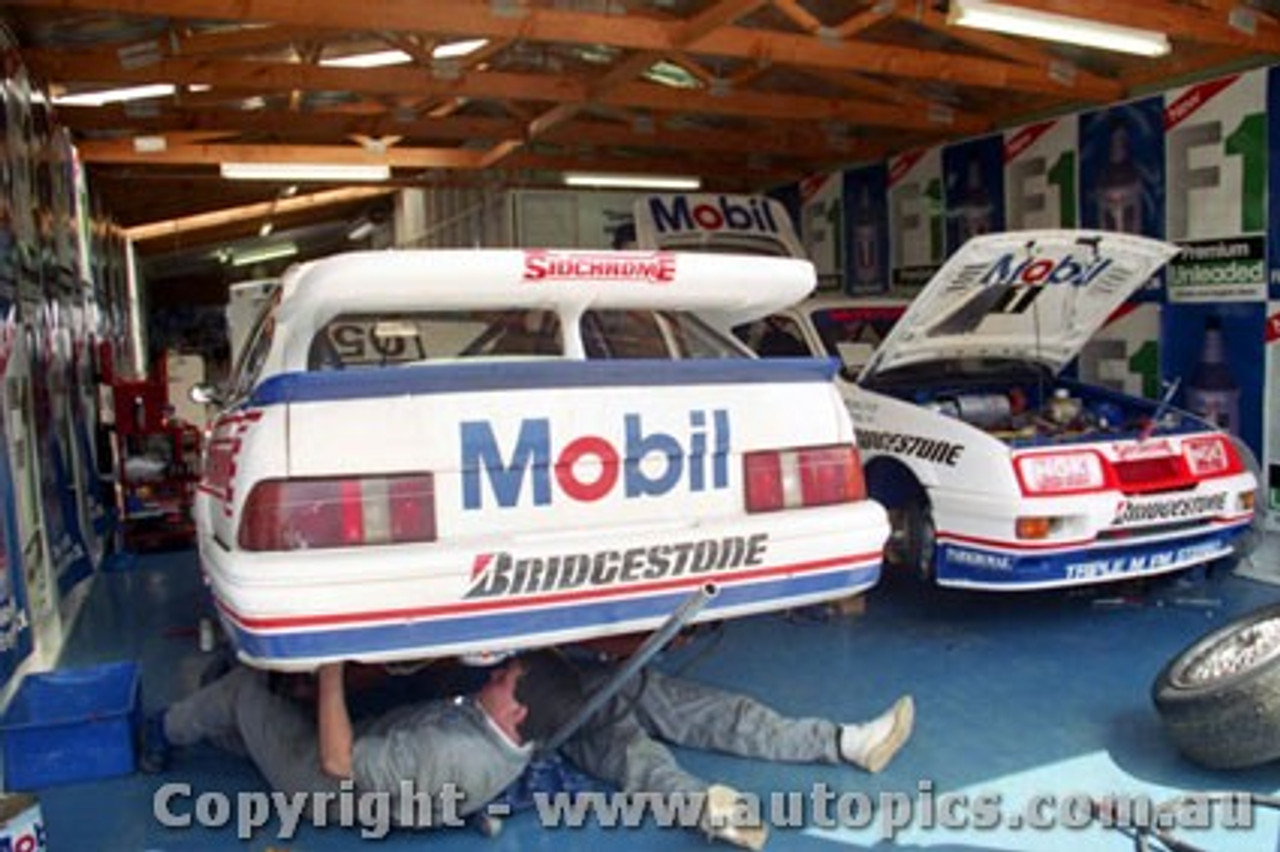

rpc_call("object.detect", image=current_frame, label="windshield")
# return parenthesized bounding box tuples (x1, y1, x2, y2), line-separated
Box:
(809, 305, 905, 372)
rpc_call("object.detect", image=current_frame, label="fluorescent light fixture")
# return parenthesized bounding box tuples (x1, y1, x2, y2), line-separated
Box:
(563, 172, 702, 190)
(432, 39, 489, 59)
(321, 49, 412, 68)
(320, 39, 489, 68)
(53, 83, 176, 107)
(221, 162, 391, 181)
(231, 242, 297, 267)
(949, 0, 1170, 57)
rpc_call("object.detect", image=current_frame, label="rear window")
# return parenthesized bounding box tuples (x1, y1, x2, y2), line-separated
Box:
(309, 308, 744, 370)
(309, 310, 562, 369)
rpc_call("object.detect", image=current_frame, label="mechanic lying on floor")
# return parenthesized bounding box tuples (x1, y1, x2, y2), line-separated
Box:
(141, 650, 914, 849)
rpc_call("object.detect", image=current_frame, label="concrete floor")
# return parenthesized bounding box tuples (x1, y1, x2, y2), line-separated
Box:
(26, 536, 1280, 851)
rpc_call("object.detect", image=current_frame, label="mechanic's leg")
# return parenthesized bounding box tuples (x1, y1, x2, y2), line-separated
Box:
(562, 702, 769, 851)
(163, 665, 255, 751)
(634, 669, 914, 774)
(228, 669, 341, 798)
(562, 700, 706, 796)
(633, 669, 842, 763)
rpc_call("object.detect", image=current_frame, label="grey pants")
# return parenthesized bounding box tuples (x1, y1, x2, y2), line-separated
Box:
(164, 667, 342, 798)
(562, 667, 840, 796)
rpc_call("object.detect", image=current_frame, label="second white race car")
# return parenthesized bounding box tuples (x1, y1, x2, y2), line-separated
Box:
(847, 230, 1260, 590)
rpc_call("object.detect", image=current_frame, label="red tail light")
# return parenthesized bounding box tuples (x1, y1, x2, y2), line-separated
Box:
(744, 444, 865, 513)
(239, 473, 436, 551)
(1183, 435, 1243, 478)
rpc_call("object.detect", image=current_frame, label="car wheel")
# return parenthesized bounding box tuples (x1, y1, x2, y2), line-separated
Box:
(1152, 602, 1280, 769)
(900, 498, 937, 583)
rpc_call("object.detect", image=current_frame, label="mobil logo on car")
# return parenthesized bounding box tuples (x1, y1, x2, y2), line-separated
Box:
(647, 194, 784, 239)
(982, 250, 1114, 288)
(460, 410, 731, 509)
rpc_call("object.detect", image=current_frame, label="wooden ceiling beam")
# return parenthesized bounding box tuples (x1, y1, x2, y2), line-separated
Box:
(601, 80, 991, 133)
(126, 186, 392, 241)
(24, 51, 587, 104)
(770, 0, 824, 35)
(76, 139, 486, 169)
(672, 0, 769, 46)
(10, 0, 1124, 99)
(30, 48, 988, 132)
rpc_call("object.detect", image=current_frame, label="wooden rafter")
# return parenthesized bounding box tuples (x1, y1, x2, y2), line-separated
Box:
(11, 0, 1126, 99)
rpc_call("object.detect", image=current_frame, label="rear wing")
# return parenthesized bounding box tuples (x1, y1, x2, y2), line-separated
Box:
(274, 248, 818, 333)
(633, 194, 806, 259)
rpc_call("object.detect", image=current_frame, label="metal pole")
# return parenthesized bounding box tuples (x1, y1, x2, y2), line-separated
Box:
(541, 583, 718, 754)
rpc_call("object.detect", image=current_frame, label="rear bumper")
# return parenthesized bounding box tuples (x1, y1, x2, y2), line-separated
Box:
(930, 475, 1257, 590)
(201, 502, 889, 670)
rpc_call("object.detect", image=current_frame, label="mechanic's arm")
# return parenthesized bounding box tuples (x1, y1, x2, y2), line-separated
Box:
(317, 662, 354, 779)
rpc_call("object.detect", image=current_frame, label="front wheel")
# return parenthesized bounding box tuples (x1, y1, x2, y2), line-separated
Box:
(1152, 602, 1280, 769)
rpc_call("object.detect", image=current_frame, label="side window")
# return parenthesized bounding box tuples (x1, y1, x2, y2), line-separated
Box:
(581, 310, 671, 359)
(738, 315, 810, 358)
(583, 310, 746, 359)
(229, 308, 276, 401)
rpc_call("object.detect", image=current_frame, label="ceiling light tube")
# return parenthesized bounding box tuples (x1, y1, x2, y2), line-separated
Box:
(53, 83, 176, 107)
(432, 39, 489, 59)
(563, 172, 702, 190)
(320, 50, 412, 68)
(221, 162, 391, 182)
(231, 242, 298, 267)
(949, 0, 1170, 57)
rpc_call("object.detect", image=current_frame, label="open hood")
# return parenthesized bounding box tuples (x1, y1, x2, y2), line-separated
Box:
(858, 230, 1179, 383)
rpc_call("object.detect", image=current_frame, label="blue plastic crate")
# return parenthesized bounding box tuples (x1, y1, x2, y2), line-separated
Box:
(0, 661, 141, 790)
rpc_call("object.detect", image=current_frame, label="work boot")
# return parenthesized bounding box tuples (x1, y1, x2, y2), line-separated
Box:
(839, 695, 914, 773)
(700, 783, 768, 850)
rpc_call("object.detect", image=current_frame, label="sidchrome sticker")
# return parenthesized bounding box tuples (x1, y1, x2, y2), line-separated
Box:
(1111, 493, 1228, 527)
(522, 250, 675, 284)
(465, 533, 769, 599)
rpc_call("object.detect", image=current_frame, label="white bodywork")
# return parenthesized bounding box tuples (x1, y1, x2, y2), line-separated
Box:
(196, 249, 889, 669)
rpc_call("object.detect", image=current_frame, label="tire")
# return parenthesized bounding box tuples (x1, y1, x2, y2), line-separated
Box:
(1152, 602, 1280, 769)
(899, 498, 937, 583)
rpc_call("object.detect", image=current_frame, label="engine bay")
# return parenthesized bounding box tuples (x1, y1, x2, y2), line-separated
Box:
(903, 380, 1207, 447)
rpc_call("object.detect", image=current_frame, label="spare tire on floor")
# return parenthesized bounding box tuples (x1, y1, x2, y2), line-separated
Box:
(1152, 602, 1280, 769)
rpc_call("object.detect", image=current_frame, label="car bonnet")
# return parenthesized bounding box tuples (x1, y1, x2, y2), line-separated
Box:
(857, 229, 1180, 383)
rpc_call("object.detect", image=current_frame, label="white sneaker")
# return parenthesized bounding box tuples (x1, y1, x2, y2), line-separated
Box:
(701, 784, 768, 850)
(840, 695, 914, 773)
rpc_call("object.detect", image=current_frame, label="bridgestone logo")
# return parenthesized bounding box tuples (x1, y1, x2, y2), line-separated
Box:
(466, 533, 769, 599)
(1114, 494, 1227, 525)
(856, 429, 964, 466)
(523, 250, 676, 284)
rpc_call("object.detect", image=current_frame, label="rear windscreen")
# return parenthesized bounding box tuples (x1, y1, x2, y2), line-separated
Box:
(309, 310, 562, 369)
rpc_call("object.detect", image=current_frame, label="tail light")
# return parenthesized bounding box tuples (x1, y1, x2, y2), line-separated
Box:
(744, 444, 865, 513)
(1014, 451, 1108, 496)
(1183, 436, 1244, 478)
(239, 473, 436, 551)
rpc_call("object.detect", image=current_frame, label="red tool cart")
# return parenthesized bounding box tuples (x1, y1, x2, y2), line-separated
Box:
(101, 350, 203, 552)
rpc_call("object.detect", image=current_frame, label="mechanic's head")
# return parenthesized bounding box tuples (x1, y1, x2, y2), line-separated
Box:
(477, 650, 583, 746)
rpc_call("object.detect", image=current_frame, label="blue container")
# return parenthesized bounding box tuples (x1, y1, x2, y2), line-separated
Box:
(1, 661, 141, 790)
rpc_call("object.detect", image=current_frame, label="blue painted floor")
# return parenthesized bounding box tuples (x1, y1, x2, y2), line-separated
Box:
(29, 540, 1280, 851)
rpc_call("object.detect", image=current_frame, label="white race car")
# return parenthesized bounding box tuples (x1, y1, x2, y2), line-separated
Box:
(194, 249, 889, 669)
(847, 230, 1260, 590)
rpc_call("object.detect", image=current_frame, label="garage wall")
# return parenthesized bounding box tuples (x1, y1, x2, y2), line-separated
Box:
(790, 65, 1280, 532)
